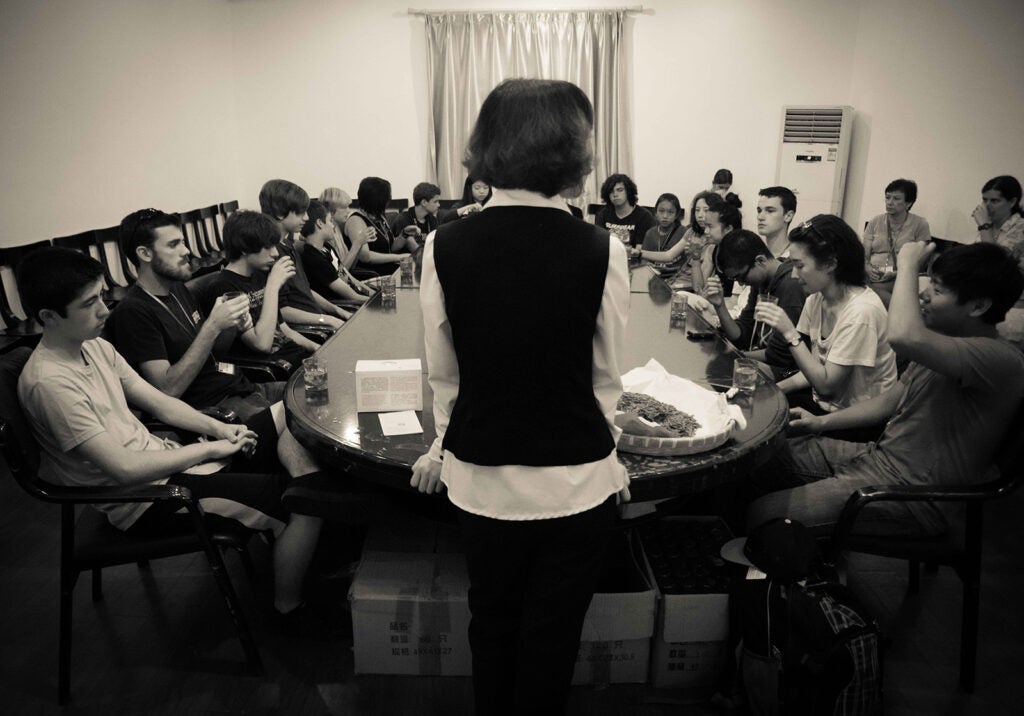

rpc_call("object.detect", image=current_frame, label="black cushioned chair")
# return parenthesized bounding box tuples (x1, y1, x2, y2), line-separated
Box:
(826, 400, 1024, 693)
(0, 348, 263, 703)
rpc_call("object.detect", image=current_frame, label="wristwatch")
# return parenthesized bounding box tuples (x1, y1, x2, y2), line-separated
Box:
(785, 332, 802, 348)
(978, 223, 993, 231)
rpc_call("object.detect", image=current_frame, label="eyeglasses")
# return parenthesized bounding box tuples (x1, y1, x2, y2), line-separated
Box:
(723, 263, 754, 283)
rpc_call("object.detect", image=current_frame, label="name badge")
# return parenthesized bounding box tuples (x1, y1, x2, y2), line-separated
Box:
(216, 362, 236, 375)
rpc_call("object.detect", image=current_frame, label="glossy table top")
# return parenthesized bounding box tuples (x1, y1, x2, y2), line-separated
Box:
(286, 264, 788, 500)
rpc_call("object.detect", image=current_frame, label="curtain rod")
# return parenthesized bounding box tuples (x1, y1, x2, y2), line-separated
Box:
(408, 6, 647, 16)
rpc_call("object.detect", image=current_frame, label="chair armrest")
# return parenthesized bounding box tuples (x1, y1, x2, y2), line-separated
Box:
(223, 355, 293, 382)
(828, 473, 1012, 560)
(29, 477, 196, 507)
(291, 324, 333, 341)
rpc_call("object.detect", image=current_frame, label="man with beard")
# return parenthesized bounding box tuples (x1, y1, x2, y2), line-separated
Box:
(105, 208, 281, 421)
(106, 209, 382, 527)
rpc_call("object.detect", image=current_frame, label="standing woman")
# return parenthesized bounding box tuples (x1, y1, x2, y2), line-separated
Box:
(411, 79, 630, 715)
(755, 214, 898, 420)
(594, 172, 656, 247)
(861, 178, 931, 305)
(974, 175, 1024, 345)
(343, 177, 411, 277)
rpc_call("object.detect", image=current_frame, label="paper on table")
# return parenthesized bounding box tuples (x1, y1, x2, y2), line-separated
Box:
(379, 410, 423, 436)
(620, 358, 746, 435)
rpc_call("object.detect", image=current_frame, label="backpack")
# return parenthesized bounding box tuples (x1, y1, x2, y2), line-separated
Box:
(733, 576, 883, 716)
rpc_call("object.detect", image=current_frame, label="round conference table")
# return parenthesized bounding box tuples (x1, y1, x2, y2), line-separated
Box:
(285, 263, 788, 502)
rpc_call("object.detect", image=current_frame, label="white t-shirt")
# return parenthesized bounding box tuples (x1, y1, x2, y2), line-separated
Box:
(796, 287, 898, 412)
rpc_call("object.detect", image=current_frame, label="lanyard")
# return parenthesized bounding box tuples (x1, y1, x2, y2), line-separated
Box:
(139, 285, 199, 338)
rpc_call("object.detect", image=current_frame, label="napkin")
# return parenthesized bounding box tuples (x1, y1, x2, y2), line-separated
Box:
(621, 358, 746, 436)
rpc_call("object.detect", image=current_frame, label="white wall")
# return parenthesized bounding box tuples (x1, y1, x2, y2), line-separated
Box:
(0, 0, 239, 242)
(1, 0, 1021, 248)
(845, 0, 1024, 240)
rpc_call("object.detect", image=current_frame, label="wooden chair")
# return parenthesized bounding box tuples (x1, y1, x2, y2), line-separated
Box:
(179, 207, 223, 274)
(587, 203, 604, 218)
(52, 230, 129, 305)
(438, 199, 460, 211)
(826, 400, 1024, 693)
(0, 240, 51, 341)
(219, 199, 240, 219)
(0, 347, 263, 703)
(95, 224, 137, 289)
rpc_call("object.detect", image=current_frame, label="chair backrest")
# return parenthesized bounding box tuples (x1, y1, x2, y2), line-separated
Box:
(0, 240, 52, 327)
(438, 199, 460, 211)
(587, 203, 604, 217)
(95, 225, 135, 287)
(0, 347, 43, 494)
(220, 199, 239, 218)
(199, 204, 223, 251)
(179, 208, 214, 257)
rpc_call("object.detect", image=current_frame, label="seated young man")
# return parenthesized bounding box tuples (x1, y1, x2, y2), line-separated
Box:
(298, 200, 369, 305)
(259, 179, 351, 327)
(389, 182, 442, 251)
(106, 208, 284, 421)
(701, 229, 806, 380)
(16, 247, 323, 618)
(747, 242, 1024, 538)
(205, 210, 318, 371)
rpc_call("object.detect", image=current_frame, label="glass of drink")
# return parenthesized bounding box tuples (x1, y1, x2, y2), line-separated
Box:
(302, 356, 328, 396)
(732, 358, 759, 394)
(221, 291, 249, 329)
(400, 256, 415, 283)
(670, 292, 688, 325)
(380, 275, 397, 302)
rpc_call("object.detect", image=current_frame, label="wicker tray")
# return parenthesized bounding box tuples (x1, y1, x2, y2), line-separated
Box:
(618, 419, 736, 456)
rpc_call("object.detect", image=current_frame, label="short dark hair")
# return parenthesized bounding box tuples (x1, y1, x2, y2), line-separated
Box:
(885, 178, 918, 206)
(600, 173, 638, 206)
(16, 247, 104, 321)
(259, 179, 309, 219)
(413, 182, 441, 205)
(459, 176, 491, 206)
(758, 186, 797, 215)
(223, 210, 280, 261)
(356, 177, 392, 216)
(981, 175, 1024, 217)
(119, 208, 182, 267)
(705, 192, 744, 231)
(788, 214, 865, 286)
(689, 190, 719, 234)
(300, 199, 328, 238)
(715, 229, 774, 273)
(930, 243, 1024, 325)
(464, 79, 594, 197)
(712, 168, 733, 186)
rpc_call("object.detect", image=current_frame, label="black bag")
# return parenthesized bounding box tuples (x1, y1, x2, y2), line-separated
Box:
(734, 576, 883, 716)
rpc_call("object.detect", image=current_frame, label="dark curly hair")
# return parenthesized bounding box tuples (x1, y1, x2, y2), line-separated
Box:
(600, 173, 638, 206)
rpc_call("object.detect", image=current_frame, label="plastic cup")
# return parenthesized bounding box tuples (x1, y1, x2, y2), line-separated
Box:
(670, 292, 688, 324)
(732, 359, 759, 393)
(380, 275, 397, 302)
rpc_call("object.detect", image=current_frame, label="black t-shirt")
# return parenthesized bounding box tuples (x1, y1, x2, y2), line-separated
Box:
(595, 205, 657, 247)
(204, 269, 311, 371)
(105, 283, 254, 409)
(277, 236, 323, 315)
(301, 243, 340, 298)
(391, 207, 438, 237)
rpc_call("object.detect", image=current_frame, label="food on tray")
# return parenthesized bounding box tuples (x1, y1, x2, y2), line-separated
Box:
(616, 391, 701, 438)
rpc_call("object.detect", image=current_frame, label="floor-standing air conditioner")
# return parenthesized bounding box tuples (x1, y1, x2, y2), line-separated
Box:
(775, 106, 854, 220)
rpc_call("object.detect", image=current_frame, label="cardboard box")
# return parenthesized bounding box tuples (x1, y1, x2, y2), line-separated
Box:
(639, 517, 734, 695)
(355, 358, 423, 412)
(351, 522, 656, 683)
(572, 533, 657, 685)
(350, 550, 472, 676)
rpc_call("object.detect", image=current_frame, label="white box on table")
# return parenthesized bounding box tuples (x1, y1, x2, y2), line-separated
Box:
(355, 358, 423, 412)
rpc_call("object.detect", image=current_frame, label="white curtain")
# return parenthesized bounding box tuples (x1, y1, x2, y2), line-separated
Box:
(423, 10, 632, 208)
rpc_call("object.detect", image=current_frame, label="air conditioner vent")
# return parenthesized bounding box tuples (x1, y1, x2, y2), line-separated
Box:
(783, 108, 844, 144)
